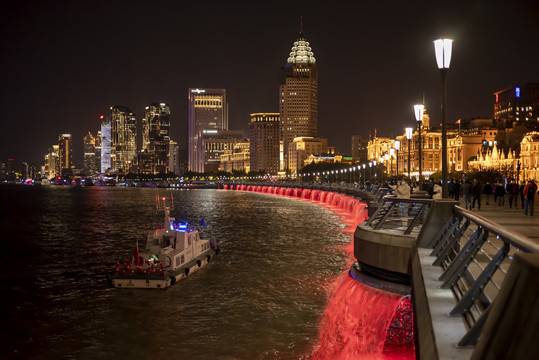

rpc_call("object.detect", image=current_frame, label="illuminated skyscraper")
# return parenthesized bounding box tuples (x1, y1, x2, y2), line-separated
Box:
(110, 105, 137, 173)
(143, 103, 171, 174)
(188, 88, 228, 172)
(249, 113, 280, 174)
(280, 26, 318, 170)
(100, 115, 112, 173)
(83, 132, 99, 175)
(494, 83, 539, 127)
(58, 134, 73, 176)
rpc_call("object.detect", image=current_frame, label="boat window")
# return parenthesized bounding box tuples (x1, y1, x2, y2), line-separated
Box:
(175, 256, 181, 267)
(188, 237, 191, 246)
(181, 254, 185, 264)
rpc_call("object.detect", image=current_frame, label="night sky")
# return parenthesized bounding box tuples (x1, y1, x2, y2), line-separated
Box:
(1, 0, 538, 167)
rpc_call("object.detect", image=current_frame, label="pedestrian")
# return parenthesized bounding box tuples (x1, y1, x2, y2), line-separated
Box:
(495, 182, 506, 209)
(454, 180, 461, 202)
(506, 179, 518, 208)
(519, 182, 526, 209)
(432, 181, 442, 200)
(523, 180, 538, 216)
(483, 182, 493, 205)
(448, 179, 456, 199)
(472, 179, 482, 210)
(461, 179, 473, 209)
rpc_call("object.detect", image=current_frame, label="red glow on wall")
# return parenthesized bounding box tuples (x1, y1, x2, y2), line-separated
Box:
(310, 273, 415, 360)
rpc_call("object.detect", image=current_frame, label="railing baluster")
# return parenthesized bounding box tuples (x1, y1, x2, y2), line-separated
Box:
(432, 218, 464, 266)
(450, 242, 510, 316)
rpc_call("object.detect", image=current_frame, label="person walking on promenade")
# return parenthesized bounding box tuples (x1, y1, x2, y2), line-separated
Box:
(506, 179, 518, 209)
(462, 179, 473, 209)
(448, 179, 456, 199)
(454, 180, 461, 202)
(483, 182, 493, 205)
(495, 182, 506, 209)
(393, 178, 411, 225)
(472, 179, 482, 210)
(523, 180, 538, 216)
(519, 181, 526, 209)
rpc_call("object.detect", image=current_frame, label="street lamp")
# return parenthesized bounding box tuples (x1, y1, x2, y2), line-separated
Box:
(362, 163, 366, 181)
(434, 38, 453, 198)
(414, 104, 425, 188)
(394, 141, 400, 179)
(389, 148, 395, 179)
(405, 127, 413, 180)
(369, 162, 372, 180)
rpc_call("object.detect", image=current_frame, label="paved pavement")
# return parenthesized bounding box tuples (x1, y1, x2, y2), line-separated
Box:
(456, 197, 539, 242)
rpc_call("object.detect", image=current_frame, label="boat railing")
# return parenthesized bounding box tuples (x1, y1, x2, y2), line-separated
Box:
(427, 205, 539, 347)
(363, 195, 432, 235)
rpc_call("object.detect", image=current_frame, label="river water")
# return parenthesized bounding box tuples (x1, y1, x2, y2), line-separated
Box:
(0, 185, 353, 359)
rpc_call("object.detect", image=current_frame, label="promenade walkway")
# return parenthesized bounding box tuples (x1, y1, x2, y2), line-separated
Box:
(457, 198, 539, 241)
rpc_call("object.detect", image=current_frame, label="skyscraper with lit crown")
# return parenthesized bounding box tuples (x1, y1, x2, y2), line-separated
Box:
(280, 21, 318, 170)
(143, 103, 171, 174)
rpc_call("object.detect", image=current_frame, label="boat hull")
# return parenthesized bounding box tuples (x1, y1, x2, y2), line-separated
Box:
(112, 248, 218, 289)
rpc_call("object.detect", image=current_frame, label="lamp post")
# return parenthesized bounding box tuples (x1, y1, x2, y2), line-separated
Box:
(362, 163, 366, 181)
(389, 148, 395, 179)
(405, 127, 413, 181)
(434, 38, 453, 198)
(369, 162, 372, 180)
(373, 160, 377, 180)
(414, 104, 424, 189)
(394, 140, 400, 179)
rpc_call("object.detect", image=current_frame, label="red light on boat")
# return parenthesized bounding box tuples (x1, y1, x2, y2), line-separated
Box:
(162, 197, 166, 201)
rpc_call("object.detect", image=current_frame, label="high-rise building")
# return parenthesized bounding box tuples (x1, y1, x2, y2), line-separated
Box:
(494, 83, 539, 127)
(280, 27, 318, 170)
(83, 132, 99, 175)
(200, 130, 244, 173)
(100, 115, 112, 173)
(43, 145, 59, 179)
(110, 105, 137, 173)
(249, 113, 280, 174)
(188, 88, 228, 172)
(143, 103, 171, 174)
(58, 134, 73, 176)
(168, 140, 180, 175)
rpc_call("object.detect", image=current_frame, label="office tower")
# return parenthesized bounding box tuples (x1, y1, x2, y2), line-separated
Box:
(101, 116, 112, 173)
(168, 140, 180, 175)
(280, 26, 318, 169)
(249, 113, 280, 174)
(58, 134, 73, 176)
(143, 103, 171, 174)
(110, 105, 137, 173)
(201, 130, 244, 173)
(494, 83, 539, 127)
(288, 137, 328, 174)
(43, 145, 59, 179)
(83, 132, 99, 175)
(188, 88, 228, 172)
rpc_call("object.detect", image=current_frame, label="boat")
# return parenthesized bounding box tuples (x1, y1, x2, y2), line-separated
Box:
(112, 202, 219, 289)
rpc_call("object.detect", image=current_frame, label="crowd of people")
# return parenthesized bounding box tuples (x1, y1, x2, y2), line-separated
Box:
(384, 177, 538, 216)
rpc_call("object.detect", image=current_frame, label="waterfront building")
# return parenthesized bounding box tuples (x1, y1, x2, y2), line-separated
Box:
(494, 83, 539, 127)
(83, 131, 99, 175)
(446, 128, 498, 172)
(468, 142, 517, 175)
(351, 135, 368, 163)
(110, 105, 137, 173)
(200, 130, 244, 173)
(249, 113, 280, 174)
(188, 88, 228, 173)
(280, 28, 318, 170)
(519, 131, 539, 181)
(168, 140, 180, 175)
(43, 145, 59, 179)
(143, 103, 171, 174)
(58, 134, 73, 177)
(288, 137, 328, 174)
(100, 115, 112, 173)
(219, 141, 250, 173)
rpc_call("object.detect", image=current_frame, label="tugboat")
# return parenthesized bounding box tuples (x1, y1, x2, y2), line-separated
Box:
(112, 199, 219, 289)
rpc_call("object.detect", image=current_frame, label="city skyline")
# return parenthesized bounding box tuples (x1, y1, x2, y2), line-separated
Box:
(1, 1, 538, 167)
